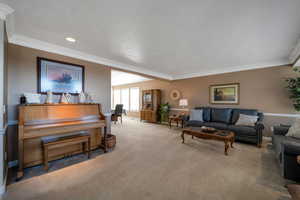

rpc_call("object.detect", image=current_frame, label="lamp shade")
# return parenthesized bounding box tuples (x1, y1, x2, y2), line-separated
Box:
(179, 99, 188, 107)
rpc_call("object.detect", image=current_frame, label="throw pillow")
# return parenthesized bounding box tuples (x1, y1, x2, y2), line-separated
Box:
(286, 118, 300, 139)
(235, 114, 258, 126)
(189, 109, 203, 122)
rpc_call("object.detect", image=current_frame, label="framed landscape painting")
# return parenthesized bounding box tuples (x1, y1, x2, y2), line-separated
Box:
(37, 57, 84, 94)
(210, 83, 239, 104)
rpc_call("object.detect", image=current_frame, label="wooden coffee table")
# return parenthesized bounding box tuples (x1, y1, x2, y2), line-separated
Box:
(181, 127, 235, 155)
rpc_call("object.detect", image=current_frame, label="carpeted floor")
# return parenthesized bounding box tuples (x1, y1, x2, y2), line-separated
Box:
(3, 118, 291, 200)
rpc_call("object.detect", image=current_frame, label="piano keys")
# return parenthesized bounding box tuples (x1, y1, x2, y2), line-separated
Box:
(17, 103, 107, 179)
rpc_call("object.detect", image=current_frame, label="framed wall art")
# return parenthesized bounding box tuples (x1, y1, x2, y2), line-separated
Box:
(37, 57, 84, 94)
(209, 83, 239, 104)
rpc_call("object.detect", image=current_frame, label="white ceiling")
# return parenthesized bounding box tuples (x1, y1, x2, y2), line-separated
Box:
(111, 70, 151, 86)
(1, 0, 300, 80)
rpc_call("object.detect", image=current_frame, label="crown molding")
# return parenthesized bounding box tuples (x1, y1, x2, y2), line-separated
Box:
(294, 57, 300, 67)
(8, 34, 292, 81)
(172, 60, 290, 80)
(0, 3, 14, 20)
(9, 34, 174, 80)
(290, 37, 300, 66)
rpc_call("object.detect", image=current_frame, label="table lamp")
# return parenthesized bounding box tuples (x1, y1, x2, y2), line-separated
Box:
(179, 99, 188, 108)
(179, 99, 188, 116)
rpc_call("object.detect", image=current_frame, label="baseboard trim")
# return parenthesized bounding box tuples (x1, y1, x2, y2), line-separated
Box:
(8, 120, 18, 125)
(0, 124, 7, 135)
(0, 167, 7, 195)
(0, 183, 5, 196)
(104, 113, 112, 117)
(8, 160, 18, 168)
(264, 113, 300, 117)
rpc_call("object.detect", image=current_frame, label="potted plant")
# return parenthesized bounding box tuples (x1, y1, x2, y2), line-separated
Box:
(286, 68, 300, 111)
(158, 102, 170, 123)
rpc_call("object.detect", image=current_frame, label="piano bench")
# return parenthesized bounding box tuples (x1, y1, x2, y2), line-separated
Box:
(41, 131, 91, 171)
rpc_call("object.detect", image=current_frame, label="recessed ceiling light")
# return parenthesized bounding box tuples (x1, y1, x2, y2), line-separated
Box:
(65, 37, 76, 42)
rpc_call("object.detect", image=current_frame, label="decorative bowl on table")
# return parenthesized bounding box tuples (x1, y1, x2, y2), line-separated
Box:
(201, 126, 217, 133)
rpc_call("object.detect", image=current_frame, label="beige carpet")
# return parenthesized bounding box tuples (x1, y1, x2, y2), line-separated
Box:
(3, 118, 291, 200)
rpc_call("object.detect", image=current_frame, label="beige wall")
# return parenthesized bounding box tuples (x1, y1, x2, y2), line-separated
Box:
(8, 44, 111, 120)
(7, 44, 111, 162)
(114, 66, 295, 113)
(113, 65, 298, 135)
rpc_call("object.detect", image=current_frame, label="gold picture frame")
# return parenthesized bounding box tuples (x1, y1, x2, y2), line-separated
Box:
(209, 83, 239, 104)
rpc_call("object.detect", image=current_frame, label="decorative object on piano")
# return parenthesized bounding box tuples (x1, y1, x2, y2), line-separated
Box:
(103, 134, 116, 149)
(85, 92, 93, 103)
(65, 93, 72, 103)
(23, 93, 41, 104)
(20, 95, 26, 104)
(170, 89, 181, 100)
(78, 91, 86, 103)
(37, 57, 85, 94)
(60, 93, 68, 104)
(45, 91, 53, 104)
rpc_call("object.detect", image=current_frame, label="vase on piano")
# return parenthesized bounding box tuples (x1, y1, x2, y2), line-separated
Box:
(79, 91, 86, 103)
(65, 93, 72, 103)
(86, 93, 93, 103)
(45, 91, 53, 104)
(60, 93, 68, 104)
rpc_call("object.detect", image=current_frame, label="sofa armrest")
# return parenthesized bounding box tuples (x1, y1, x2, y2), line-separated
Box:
(255, 122, 264, 131)
(181, 115, 189, 128)
(254, 122, 264, 147)
(282, 141, 300, 156)
(182, 115, 189, 122)
(273, 126, 290, 136)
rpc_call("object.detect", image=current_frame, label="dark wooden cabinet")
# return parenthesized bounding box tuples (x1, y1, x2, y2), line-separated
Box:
(140, 89, 161, 123)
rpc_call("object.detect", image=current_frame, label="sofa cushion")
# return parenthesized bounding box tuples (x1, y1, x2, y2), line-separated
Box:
(211, 108, 232, 124)
(195, 107, 211, 122)
(273, 125, 290, 136)
(203, 122, 228, 130)
(286, 118, 300, 139)
(235, 114, 258, 126)
(227, 125, 257, 136)
(185, 120, 205, 127)
(231, 109, 258, 124)
(189, 109, 203, 122)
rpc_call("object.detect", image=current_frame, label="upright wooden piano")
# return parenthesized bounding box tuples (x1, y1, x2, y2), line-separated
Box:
(18, 103, 107, 179)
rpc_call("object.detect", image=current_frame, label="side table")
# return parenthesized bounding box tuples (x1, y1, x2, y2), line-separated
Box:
(168, 115, 185, 128)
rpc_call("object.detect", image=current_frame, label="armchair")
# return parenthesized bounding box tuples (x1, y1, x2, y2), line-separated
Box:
(111, 104, 123, 124)
(272, 125, 300, 182)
